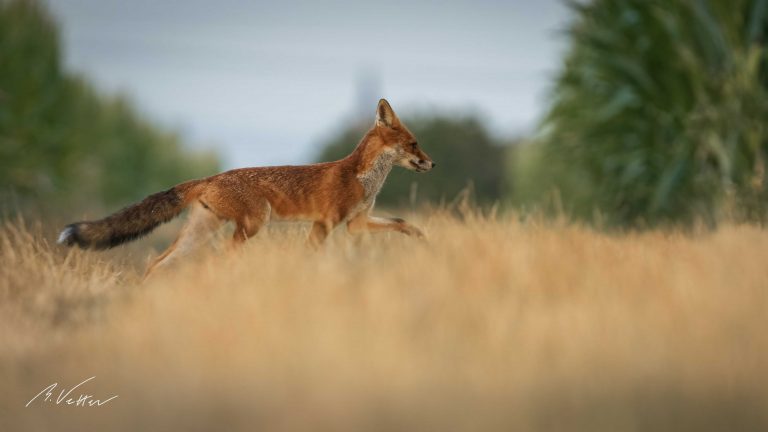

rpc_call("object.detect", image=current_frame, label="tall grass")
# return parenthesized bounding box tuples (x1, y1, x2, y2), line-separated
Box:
(2, 212, 767, 431)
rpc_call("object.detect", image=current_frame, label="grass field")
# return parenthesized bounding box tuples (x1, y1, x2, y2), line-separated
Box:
(1, 210, 767, 431)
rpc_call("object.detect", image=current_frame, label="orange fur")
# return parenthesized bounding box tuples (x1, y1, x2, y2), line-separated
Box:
(58, 99, 435, 277)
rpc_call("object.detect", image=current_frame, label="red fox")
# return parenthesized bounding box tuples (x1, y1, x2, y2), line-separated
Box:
(58, 99, 435, 276)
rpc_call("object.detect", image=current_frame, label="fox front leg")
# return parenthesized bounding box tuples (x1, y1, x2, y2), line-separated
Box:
(347, 213, 425, 239)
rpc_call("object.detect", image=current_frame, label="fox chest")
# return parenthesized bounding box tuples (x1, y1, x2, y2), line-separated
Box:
(354, 151, 395, 210)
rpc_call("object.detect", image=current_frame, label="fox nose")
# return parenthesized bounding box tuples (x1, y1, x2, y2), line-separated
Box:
(418, 159, 436, 168)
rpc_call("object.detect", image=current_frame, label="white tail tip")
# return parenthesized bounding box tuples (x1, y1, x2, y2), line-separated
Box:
(57, 226, 75, 245)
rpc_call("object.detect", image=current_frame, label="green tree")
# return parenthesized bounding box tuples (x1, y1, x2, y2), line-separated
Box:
(0, 0, 219, 213)
(512, 0, 768, 227)
(316, 114, 507, 207)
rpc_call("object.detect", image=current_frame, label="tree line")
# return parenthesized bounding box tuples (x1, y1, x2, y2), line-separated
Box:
(0, 0, 219, 215)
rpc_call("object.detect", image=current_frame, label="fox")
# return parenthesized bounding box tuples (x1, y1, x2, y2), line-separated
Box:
(57, 99, 435, 277)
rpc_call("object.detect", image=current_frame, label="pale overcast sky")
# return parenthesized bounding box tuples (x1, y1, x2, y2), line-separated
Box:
(48, 0, 571, 168)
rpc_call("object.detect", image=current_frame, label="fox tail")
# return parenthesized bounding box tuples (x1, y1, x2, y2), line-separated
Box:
(57, 180, 203, 250)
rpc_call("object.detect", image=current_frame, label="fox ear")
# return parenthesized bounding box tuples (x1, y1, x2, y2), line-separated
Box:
(375, 99, 399, 128)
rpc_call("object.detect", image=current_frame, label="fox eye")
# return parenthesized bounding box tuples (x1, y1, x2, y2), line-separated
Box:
(409, 142, 418, 150)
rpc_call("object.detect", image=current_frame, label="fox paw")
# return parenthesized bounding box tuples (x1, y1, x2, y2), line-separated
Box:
(402, 224, 426, 239)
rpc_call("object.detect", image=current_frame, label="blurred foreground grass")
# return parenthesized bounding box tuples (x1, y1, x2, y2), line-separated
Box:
(1, 211, 767, 431)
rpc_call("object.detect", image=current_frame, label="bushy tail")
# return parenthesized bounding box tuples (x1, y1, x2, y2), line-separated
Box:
(57, 180, 203, 250)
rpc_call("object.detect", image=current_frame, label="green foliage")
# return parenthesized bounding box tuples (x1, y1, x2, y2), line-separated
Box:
(512, 0, 768, 227)
(316, 115, 507, 207)
(0, 0, 219, 213)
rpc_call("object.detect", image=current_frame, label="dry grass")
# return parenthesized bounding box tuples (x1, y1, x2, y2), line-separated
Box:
(1, 211, 767, 431)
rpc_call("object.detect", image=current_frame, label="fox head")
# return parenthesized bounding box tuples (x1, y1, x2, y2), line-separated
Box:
(374, 99, 435, 173)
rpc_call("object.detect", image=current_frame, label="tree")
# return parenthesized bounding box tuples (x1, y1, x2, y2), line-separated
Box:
(0, 0, 219, 213)
(512, 0, 768, 227)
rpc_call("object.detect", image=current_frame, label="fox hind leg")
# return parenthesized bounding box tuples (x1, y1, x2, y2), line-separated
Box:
(143, 202, 222, 280)
(232, 199, 271, 246)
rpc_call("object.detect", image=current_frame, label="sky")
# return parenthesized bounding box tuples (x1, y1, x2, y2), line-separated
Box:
(48, 0, 571, 168)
